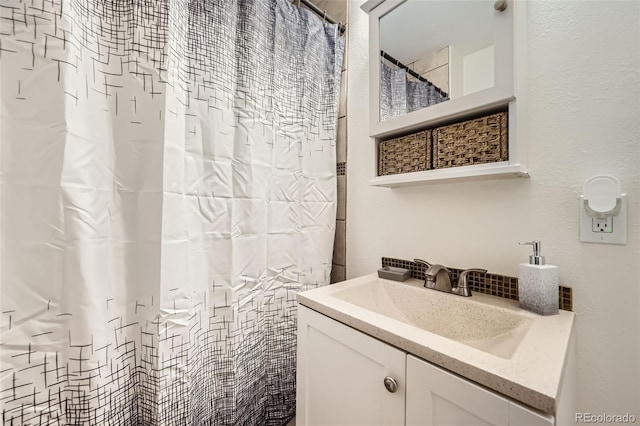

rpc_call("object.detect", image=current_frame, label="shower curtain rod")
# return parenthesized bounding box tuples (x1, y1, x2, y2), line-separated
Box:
(297, 0, 347, 34)
(381, 50, 448, 97)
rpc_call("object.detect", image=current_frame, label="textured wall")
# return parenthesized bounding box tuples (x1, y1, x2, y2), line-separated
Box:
(347, 0, 639, 418)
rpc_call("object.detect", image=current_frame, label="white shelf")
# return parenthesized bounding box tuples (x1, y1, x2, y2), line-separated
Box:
(371, 91, 514, 139)
(369, 163, 529, 188)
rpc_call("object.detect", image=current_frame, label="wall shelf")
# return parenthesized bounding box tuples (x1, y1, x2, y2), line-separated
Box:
(369, 162, 528, 187)
(364, 0, 529, 188)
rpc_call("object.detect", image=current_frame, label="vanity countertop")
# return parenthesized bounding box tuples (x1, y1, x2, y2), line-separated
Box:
(297, 274, 575, 415)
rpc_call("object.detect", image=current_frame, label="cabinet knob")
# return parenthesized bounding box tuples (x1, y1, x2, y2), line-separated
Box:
(383, 376, 398, 393)
(494, 0, 508, 11)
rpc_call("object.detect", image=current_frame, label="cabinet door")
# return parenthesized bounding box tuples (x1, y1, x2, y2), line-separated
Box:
(509, 402, 554, 426)
(407, 355, 510, 426)
(297, 306, 405, 426)
(406, 355, 554, 426)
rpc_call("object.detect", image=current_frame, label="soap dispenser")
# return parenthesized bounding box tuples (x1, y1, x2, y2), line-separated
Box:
(518, 241, 559, 315)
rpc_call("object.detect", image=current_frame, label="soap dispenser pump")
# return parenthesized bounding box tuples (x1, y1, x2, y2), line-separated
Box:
(518, 241, 559, 315)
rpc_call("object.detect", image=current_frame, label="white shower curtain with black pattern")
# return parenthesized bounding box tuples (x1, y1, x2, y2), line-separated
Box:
(0, 0, 344, 424)
(380, 61, 449, 121)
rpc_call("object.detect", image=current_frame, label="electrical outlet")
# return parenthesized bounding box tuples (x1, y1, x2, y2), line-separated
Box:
(592, 217, 613, 233)
(580, 194, 627, 244)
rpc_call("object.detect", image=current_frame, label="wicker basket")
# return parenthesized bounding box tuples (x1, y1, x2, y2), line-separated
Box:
(434, 112, 508, 169)
(378, 130, 431, 176)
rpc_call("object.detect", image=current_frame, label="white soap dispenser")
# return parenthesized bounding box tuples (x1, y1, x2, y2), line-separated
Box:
(518, 241, 559, 315)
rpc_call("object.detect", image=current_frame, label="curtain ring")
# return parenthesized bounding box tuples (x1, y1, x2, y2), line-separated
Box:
(297, 0, 300, 7)
(323, 10, 326, 23)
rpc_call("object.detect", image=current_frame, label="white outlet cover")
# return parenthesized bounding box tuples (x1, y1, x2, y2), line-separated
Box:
(592, 217, 613, 233)
(580, 194, 627, 244)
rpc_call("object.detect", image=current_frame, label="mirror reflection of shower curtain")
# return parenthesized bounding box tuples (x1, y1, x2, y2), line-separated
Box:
(0, 0, 343, 424)
(380, 62, 449, 121)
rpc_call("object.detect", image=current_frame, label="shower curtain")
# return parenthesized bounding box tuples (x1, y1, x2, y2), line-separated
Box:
(380, 61, 448, 121)
(0, 0, 344, 424)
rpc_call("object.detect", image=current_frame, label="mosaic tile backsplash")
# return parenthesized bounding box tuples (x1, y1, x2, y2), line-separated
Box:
(382, 257, 573, 312)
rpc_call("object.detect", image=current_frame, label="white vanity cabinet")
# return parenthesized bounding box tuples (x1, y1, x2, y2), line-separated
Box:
(406, 355, 553, 426)
(297, 305, 554, 426)
(296, 306, 406, 425)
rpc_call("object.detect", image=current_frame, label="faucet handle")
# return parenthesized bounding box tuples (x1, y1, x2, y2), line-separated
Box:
(458, 268, 488, 281)
(460, 268, 488, 275)
(414, 259, 432, 280)
(456, 268, 488, 296)
(413, 258, 432, 268)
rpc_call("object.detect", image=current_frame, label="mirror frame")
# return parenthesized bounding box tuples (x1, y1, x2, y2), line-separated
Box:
(365, 0, 519, 139)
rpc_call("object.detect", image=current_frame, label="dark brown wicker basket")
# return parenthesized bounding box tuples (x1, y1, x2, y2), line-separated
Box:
(434, 112, 508, 169)
(378, 130, 431, 176)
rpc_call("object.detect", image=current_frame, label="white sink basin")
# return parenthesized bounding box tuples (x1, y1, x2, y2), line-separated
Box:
(297, 273, 575, 415)
(331, 278, 532, 359)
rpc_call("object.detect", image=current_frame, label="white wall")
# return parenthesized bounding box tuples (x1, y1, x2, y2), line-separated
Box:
(347, 0, 639, 419)
(463, 45, 495, 96)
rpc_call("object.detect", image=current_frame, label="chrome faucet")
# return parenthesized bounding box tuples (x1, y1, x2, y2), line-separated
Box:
(426, 264, 453, 292)
(414, 259, 487, 297)
(415, 259, 452, 292)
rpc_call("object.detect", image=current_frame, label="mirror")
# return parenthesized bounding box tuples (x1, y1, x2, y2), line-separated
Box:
(378, 0, 504, 122)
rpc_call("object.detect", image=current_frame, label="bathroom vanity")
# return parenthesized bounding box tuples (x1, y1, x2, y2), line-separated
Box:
(296, 275, 575, 425)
